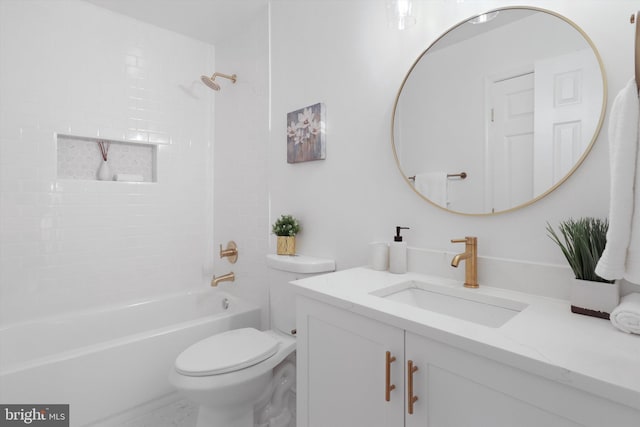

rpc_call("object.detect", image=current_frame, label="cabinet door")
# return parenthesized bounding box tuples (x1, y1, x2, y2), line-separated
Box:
(297, 297, 405, 427)
(405, 332, 639, 427)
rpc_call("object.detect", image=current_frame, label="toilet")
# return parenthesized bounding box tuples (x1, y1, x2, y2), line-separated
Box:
(169, 254, 335, 427)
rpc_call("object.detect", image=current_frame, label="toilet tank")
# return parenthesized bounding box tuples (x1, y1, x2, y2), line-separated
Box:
(266, 254, 335, 336)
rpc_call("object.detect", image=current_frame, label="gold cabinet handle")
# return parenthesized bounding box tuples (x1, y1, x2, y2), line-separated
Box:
(407, 360, 419, 414)
(385, 351, 397, 402)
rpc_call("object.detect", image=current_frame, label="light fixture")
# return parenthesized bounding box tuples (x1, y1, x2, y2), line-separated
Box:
(468, 11, 499, 25)
(386, 0, 416, 30)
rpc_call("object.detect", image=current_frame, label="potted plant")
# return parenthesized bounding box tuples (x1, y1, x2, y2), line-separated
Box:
(546, 217, 619, 319)
(272, 214, 301, 255)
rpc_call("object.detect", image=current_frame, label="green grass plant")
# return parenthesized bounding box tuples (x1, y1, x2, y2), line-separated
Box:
(546, 217, 614, 284)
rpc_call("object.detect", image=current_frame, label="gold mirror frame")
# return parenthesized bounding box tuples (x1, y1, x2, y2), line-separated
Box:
(391, 6, 607, 216)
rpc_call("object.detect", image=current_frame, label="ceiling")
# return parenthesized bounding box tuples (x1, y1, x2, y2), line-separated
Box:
(85, 0, 268, 45)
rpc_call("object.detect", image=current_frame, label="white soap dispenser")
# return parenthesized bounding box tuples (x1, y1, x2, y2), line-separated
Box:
(389, 226, 409, 274)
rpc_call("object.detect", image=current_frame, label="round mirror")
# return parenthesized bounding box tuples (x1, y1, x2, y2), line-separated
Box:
(392, 7, 606, 215)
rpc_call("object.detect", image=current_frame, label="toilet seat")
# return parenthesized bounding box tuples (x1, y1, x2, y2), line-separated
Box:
(175, 328, 279, 377)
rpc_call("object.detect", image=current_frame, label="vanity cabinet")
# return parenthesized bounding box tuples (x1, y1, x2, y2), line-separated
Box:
(296, 297, 405, 427)
(297, 296, 639, 427)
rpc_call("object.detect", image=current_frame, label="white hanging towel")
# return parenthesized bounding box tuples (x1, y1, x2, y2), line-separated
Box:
(414, 172, 448, 207)
(595, 78, 640, 284)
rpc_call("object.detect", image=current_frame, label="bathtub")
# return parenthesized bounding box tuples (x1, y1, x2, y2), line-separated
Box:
(0, 289, 260, 426)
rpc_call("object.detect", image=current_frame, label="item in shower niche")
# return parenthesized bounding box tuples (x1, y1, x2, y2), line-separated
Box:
(272, 215, 300, 255)
(97, 160, 112, 181)
(113, 173, 144, 182)
(286, 102, 326, 163)
(97, 140, 112, 181)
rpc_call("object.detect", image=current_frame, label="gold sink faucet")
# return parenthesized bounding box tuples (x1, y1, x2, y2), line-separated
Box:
(450, 237, 478, 288)
(211, 272, 235, 287)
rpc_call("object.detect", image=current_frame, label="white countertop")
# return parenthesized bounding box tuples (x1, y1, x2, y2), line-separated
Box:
(291, 267, 640, 410)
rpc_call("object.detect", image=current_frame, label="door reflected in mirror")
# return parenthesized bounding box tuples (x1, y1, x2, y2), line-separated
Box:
(392, 7, 606, 215)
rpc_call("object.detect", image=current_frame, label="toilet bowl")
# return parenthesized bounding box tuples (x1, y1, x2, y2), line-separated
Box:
(169, 254, 335, 427)
(169, 328, 296, 427)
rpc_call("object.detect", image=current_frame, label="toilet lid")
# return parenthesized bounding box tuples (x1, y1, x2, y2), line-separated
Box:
(175, 328, 279, 377)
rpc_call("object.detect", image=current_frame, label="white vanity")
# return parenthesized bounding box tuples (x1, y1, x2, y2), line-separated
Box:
(292, 267, 640, 427)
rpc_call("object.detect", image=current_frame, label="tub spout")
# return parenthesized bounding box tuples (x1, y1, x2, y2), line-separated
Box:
(211, 272, 235, 287)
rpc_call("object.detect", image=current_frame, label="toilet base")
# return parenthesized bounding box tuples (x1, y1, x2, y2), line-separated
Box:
(169, 330, 297, 427)
(196, 404, 253, 427)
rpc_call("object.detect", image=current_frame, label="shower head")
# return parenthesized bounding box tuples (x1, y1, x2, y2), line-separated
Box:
(201, 75, 220, 90)
(200, 72, 237, 91)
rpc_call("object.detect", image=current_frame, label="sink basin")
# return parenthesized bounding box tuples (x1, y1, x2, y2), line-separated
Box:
(371, 280, 527, 328)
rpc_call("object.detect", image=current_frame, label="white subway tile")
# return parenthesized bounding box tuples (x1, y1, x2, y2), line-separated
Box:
(0, 0, 214, 324)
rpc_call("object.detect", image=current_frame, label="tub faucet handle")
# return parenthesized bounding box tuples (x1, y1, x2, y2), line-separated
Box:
(219, 241, 238, 264)
(211, 272, 235, 287)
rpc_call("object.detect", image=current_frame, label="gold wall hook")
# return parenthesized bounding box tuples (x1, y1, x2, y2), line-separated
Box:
(219, 241, 238, 264)
(211, 272, 235, 287)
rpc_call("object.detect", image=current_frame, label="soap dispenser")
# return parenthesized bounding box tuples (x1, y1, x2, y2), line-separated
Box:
(389, 226, 409, 274)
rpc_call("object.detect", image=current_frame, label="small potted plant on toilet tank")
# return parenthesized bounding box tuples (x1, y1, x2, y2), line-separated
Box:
(546, 217, 619, 319)
(272, 214, 300, 255)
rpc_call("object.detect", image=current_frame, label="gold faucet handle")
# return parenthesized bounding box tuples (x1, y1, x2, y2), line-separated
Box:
(219, 241, 238, 264)
(451, 237, 476, 244)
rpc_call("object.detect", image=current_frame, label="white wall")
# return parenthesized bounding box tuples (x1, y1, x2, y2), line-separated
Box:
(214, 6, 270, 328)
(1, 0, 637, 326)
(268, 0, 638, 280)
(0, 0, 215, 325)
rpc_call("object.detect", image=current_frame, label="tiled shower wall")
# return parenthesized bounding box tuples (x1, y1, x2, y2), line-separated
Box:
(213, 7, 270, 328)
(0, 0, 216, 325)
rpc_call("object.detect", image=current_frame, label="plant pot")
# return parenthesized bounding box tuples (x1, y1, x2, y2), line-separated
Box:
(277, 236, 296, 255)
(570, 278, 619, 319)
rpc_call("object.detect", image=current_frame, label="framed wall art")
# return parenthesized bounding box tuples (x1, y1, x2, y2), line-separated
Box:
(286, 102, 326, 163)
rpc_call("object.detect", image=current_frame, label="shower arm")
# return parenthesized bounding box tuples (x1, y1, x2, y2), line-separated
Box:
(211, 72, 237, 83)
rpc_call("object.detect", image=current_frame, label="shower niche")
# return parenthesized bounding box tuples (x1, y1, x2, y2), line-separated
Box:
(56, 134, 157, 182)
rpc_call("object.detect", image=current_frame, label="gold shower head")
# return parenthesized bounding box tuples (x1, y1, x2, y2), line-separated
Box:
(200, 72, 237, 91)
